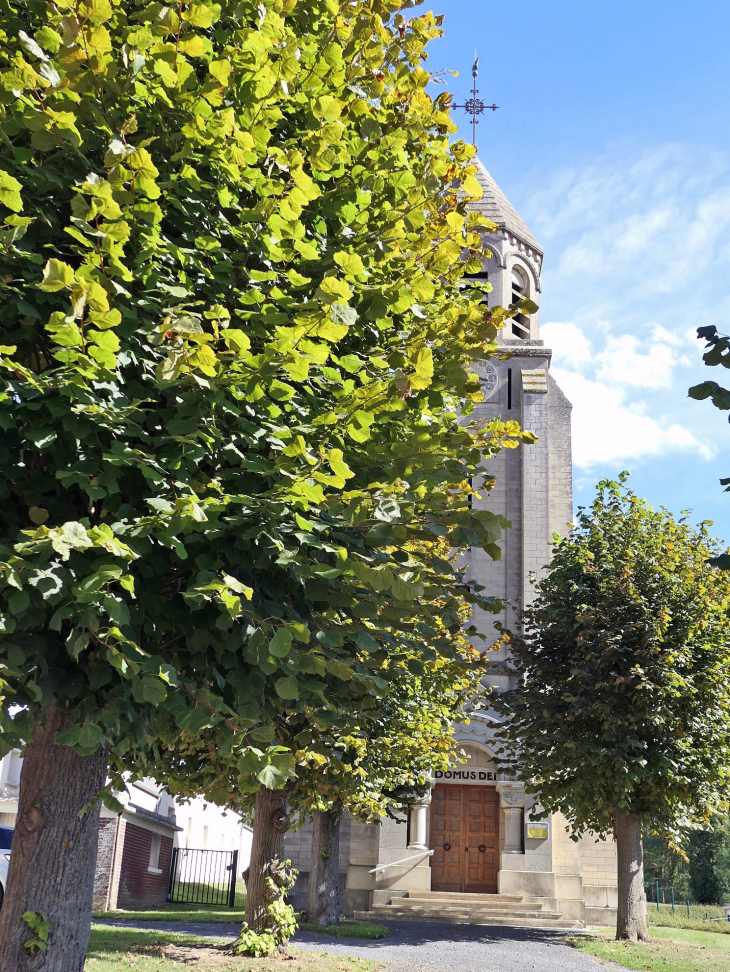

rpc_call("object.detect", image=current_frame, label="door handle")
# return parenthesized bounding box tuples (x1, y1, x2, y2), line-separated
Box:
(443, 842, 451, 851)
(479, 844, 486, 853)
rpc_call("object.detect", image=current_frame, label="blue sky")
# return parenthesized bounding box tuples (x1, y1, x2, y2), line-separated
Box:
(426, 0, 730, 543)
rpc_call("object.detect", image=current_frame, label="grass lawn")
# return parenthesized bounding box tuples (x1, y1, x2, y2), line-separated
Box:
(647, 904, 730, 935)
(96, 904, 388, 940)
(569, 925, 730, 972)
(95, 903, 246, 924)
(85, 926, 379, 972)
(298, 920, 389, 939)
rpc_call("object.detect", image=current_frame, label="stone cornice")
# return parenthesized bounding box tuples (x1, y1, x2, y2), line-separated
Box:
(497, 343, 552, 359)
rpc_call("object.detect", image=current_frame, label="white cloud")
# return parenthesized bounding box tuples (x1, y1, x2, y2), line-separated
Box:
(511, 143, 730, 473)
(652, 325, 691, 348)
(595, 334, 677, 389)
(523, 144, 730, 315)
(553, 368, 714, 469)
(540, 321, 592, 368)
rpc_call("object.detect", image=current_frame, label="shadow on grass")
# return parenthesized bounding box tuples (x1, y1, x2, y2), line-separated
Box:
(88, 925, 222, 957)
(94, 903, 245, 924)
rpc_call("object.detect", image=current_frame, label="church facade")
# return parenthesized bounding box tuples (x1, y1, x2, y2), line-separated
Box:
(285, 161, 618, 926)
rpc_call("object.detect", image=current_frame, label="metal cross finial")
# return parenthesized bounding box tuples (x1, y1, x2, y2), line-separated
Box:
(453, 51, 498, 150)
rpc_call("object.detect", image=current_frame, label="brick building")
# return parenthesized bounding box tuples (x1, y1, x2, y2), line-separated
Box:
(285, 160, 619, 928)
(92, 780, 252, 911)
(93, 781, 180, 911)
(0, 754, 252, 912)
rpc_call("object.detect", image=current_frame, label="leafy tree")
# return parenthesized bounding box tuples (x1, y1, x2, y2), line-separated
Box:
(301, 559, 493, 927)
(153, 612, 492, 939)
(686, 821, 730, 906)
(495, 476, 730, 942)
(643, 836, 691, 902)
(645, 820, 730, 906)
(0, 0, 533, 965)
(690, 326, 730, 550)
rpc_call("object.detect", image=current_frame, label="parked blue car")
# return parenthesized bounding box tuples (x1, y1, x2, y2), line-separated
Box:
(0, 826, 13, 908)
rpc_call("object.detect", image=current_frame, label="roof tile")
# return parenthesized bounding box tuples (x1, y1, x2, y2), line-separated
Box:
(469, 159, 542, 254)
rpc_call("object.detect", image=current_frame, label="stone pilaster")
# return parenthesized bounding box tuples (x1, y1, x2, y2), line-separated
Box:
(520, 368, 551, 604)
(497, 782, 526, 856)
(407, 793, 431, 852)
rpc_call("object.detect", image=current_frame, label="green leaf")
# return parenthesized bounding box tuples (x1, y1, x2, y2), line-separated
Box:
(338, 354, 363, 374)
(248, 724, 275, 743)
(390, 574, 418, 600)
(238, 748, 264, 775)
(179, 35, 210, 56)
(55, 725, 82, 747)
(209, 60, 231, 85)
(141, 676, 167, 705)
(331, 303, 357, 328)
(317, 277, 352, 303)
(269, 379, 296, 401)
(289, 622, 310, 644)
(223, 329, 251, 353)
(275, 675, 299, 699)
(268, 627, 293, 658)
(6, 589, 30, 615)
(223, 574, 253, 599)
(352, 630, 378, 652)
(39, 258, 74, 291)
(313, 96, 342, 121)
(102, 595, 130, 626)
(410, 346, 434, 390)
(182, 3, 213, 27)
(0, 169, 23, 213)
(325, 660, 353, 680)
(178, 706, 218, 734)
(99, 790, 125, 814)
(333, 251, 364, 276)
(78, 0, 113, 23)
(257, 763, 289, 789)
(154, 59, 178, 87)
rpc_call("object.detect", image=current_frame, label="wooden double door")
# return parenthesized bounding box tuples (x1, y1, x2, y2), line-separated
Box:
(429, 784, 499, 893)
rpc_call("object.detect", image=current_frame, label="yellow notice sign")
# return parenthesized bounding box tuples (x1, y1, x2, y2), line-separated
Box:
(527, 825, 549, 839)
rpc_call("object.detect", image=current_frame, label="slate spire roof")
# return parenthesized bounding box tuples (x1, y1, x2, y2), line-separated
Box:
(469, 159, 543, 255)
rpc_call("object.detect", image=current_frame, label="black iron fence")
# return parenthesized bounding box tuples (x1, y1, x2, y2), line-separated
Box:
(167, 848, 242, 908)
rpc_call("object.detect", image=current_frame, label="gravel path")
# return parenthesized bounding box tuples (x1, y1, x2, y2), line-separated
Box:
(97, 918, 619, 972)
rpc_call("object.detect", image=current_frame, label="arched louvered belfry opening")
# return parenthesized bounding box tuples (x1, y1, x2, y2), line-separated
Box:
(510, 266, 531, 340)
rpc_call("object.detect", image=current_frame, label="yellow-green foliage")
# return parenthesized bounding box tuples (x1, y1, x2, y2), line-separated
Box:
(0, 0, 533, 803)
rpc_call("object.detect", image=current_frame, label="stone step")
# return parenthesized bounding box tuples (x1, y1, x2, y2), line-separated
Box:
(405, 892, 526, 904)
(404, 895, 553, 912)
(354, 909, 584, 930)
(373, 904, 563, 919)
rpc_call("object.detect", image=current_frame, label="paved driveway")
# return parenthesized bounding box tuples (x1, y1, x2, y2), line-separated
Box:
(295, 920, 615, 972)
(99, 918, 619, 972)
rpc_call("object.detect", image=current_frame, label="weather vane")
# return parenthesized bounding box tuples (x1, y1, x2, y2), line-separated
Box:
(453, 52, 498, 150)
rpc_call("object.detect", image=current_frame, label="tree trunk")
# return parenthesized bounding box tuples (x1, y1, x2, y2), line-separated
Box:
(244, 786, 291, 933)
(307, 808, 342, 926)
(0, 707, 109, 972)
(616, 810, 649, 941)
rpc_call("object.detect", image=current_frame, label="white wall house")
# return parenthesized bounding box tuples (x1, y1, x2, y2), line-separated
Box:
(0, 749, 21, 826)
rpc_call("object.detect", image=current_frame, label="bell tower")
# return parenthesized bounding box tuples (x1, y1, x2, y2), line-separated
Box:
(464, 160, 573, 686)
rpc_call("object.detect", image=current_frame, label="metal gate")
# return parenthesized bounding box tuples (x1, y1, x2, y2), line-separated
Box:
(167, 847, 239, 907)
